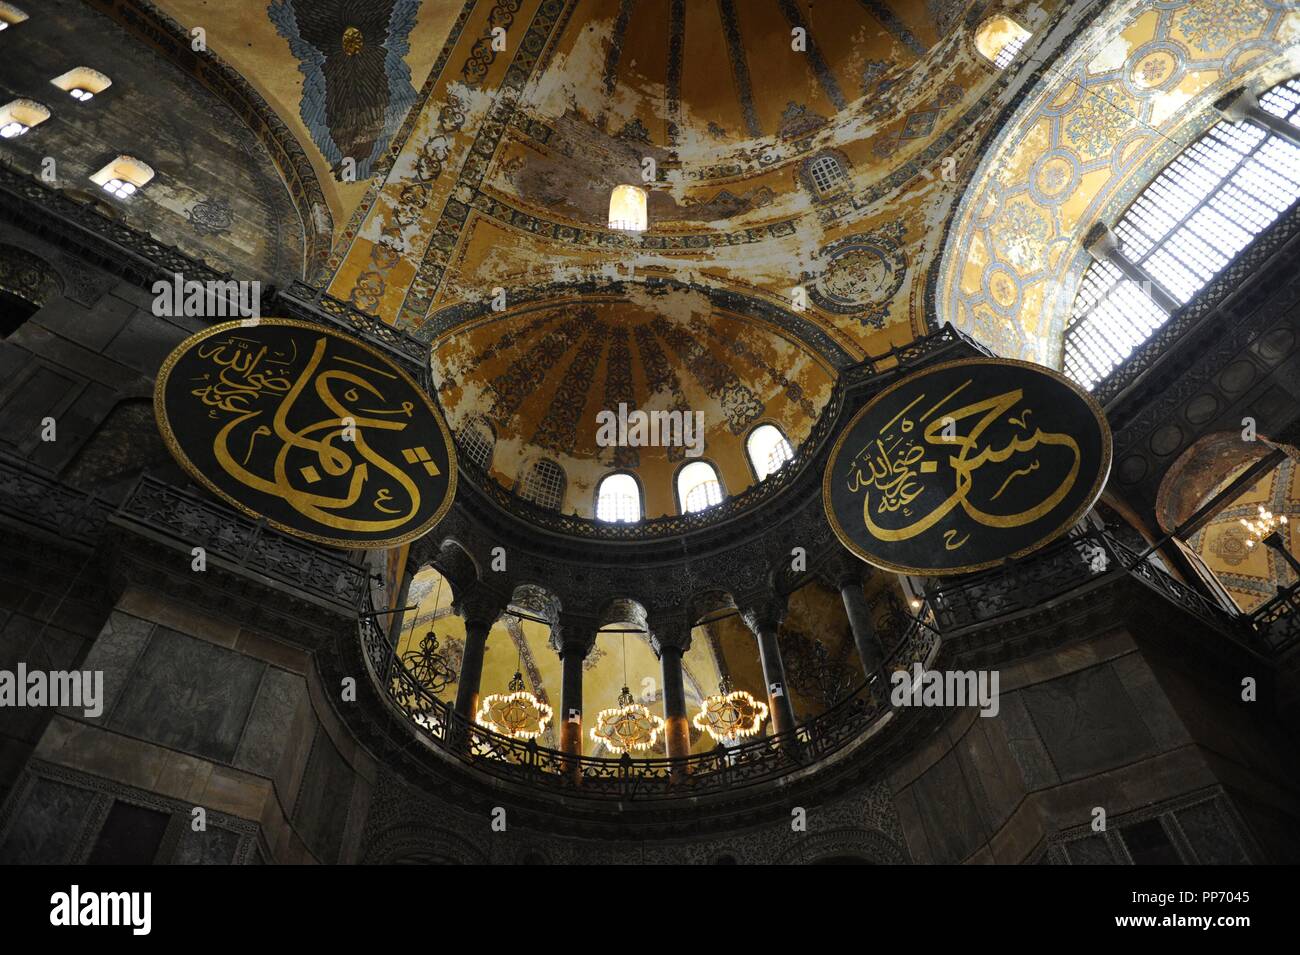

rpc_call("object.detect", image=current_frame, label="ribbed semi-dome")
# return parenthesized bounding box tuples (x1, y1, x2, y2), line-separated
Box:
(430, 283, 836, 517)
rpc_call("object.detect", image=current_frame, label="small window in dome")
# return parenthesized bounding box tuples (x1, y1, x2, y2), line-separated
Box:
(747, 424, 794, 480)
(90, 155, 154, 200)
(0, 4, 29, 31)
(51, 67, 113, 102)
(608, 184, 647, 232)
(806, 153, 848, 195)
(596, 472, 641, 523)
(518, 458, 566, 511)
(0, 98, 48, 138)
(976, 16, 1032, 69)
(678, 460, 723, 514)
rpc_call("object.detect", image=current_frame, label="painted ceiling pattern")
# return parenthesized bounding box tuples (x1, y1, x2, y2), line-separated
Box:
(939, 0, 1300, 367)
(1188, 457, 1300, 612)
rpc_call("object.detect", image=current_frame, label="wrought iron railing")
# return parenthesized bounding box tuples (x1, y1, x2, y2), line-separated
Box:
(114, 475, 368, 609)
(0, 453, 113, 545)
(0, 163, 229, 285)
(360, 524, 1266, 800)
(0, 455, 367, 610)
(1250, 581, 1300, 652)
(361, 592, 940, 801)
(927, 526, 1235, 637)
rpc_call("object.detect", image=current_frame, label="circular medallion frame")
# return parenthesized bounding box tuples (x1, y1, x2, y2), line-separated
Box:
(822, 357, 1112, 576)
(153, 318, 457, 550)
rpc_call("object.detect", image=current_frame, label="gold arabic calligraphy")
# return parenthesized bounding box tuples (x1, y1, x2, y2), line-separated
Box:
(845, 381, 1080, 548)
(185, 333, 432, 533)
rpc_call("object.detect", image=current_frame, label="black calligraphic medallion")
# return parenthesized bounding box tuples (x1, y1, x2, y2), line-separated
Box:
(823, 358, 1111, 575)
(154, 319, 457, 549)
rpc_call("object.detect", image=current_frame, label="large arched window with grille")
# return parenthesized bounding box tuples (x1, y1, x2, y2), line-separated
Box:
(595, 472, 642, 523)
(518, 458, 566, 511)
(746, 424, 793, 480)
(677, 460, 723, 514)
(1064, 77, 1300, 390)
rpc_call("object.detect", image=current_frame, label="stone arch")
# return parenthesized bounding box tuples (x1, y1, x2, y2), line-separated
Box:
(774, 827, 909, 865)
(687, 589, 737, 626)
(598, 597, 649, 632)
(1154, 431, 1274, 534)
(362, 825, 488, 865)
(0, 243, 62, 338)
(934, 0, 1300, 365)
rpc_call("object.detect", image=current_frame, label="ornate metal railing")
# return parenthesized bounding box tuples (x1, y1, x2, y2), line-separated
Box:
(115, 475, 368, 609)
(361, 593, 940, 801)
(1250, 581, 1300, 652)
(927, 526, 1235, 637)
(281, 282, 430, 372)
(0, 453, 114, 545)
(0, 163, 229, 285)
(361, 524, 1263, 800)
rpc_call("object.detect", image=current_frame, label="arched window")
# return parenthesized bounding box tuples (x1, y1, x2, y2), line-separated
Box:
(975, 16, 1031, 69)
(678, 460, 723, 514)
(0, 244, 60, 337)
(747, 424, 794, 480)
(518, 458, 566, 511)
(1064, 78, 1300, 389)
(806, 153, 848, 196)
(608, 184, 647, 232)
(459, 417, 494, 470)
(90, 155, 154, 199)
(0, 5, 29, 32)
(596, 472, 641, 523)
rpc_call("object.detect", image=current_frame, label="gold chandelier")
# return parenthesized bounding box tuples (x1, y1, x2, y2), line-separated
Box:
(476, 671, 553, 740)
(591, 685, 665, 753)
(693, 675, 769, 743)
(1241, 505, 1288, 548)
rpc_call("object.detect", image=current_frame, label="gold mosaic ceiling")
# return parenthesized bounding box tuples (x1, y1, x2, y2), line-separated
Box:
(134, 0, 1300, 514)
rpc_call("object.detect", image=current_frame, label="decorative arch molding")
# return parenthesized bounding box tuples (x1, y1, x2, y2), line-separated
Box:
(423, 276, 858, 369)
(0, 242, 63, 309)
(86, 0, 335, 279)
(361, 825, 489, 865)
(933, 0, 1300, 366)
(773, 827, 909, 865)
(1154, 430, 1275, 533)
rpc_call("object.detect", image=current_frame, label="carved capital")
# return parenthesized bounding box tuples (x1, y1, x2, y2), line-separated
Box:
(740, 598, 786, 635)
(552, 614, 599, 658)
(647, 612, 692, 656)
(452, 586, 506, 632)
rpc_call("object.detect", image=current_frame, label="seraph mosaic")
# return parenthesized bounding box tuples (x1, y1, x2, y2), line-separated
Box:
(269, 0, 421, 182)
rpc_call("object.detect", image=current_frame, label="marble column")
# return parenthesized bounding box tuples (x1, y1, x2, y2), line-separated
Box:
(839, 573, 885, 680)
(741, 600, 797, 738)
(452, 590, 503, 720)
(557, 635, 590, 758)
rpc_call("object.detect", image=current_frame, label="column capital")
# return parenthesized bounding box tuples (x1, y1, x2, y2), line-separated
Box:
(819, 551, 868, 590)
(552, 614, 598, 658)
(647, 612, 692, 656)
(1084, 221, 1119, 258)
(741, 598, 786, 635)
(1215, 86, 1259, 123)
(452, 586, 506, 631)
